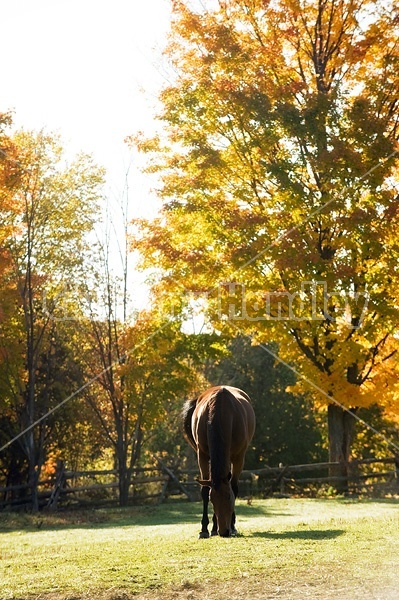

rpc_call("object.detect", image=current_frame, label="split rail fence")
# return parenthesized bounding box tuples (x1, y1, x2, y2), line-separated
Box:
(1, 456, 398, 511)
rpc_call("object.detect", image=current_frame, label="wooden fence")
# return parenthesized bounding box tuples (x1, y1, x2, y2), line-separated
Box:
(239, 456, 399, 497)
(179, 456, 399, 499)
(1, 456, 398, 511)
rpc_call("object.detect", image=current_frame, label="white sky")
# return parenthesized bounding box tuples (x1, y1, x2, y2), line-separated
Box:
(1, 0, 172, 209)
(1, 0, 173, 311)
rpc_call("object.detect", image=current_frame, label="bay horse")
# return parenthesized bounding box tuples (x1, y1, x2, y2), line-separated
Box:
(183, 385, 255, 538)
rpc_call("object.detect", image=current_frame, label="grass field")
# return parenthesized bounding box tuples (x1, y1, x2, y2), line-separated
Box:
(1, 497, 398, 600)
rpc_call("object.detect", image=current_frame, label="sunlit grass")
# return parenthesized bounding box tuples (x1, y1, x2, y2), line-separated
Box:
(0, 498, 398, 599)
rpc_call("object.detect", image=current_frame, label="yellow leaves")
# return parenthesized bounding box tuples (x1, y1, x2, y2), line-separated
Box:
(131, 0, 399, 438)
(125, 131, 162, 155)
(0, 116, 21, 251)
(115, 309, 208, 419)
(132, 204, 234, 295)
(276, 326, 399, 417)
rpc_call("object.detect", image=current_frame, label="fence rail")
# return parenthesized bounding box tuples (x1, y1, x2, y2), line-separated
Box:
(1, 456, 398, 510)
(239, 457, 399, 497)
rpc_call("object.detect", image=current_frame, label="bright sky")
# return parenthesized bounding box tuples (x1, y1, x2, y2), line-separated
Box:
(1, 0, 171, 210)
(1, 0, 172, 311)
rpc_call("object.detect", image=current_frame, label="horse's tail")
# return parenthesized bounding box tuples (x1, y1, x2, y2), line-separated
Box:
(182, 397, 197, 450)
(208, 387, 233, 488)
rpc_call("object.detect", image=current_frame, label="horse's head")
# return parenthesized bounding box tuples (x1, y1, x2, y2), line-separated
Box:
(210, 478, 235, 537)
(198, 473, 235, 537)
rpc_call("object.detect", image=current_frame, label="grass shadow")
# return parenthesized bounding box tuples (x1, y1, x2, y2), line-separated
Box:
(0, 504, 198, 532)
(2, 495, 398, 533)
(251, 528, 345, 540)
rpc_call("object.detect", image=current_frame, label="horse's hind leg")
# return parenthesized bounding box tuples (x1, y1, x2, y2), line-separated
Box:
(198, 450, 211, 538)
(200, 485, 210, 538)
(231, 456, 245, 535)
(230, 478, 238, 535)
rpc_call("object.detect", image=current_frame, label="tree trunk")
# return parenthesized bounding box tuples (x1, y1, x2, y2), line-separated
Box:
(118, 465, 131, 507)
(117, 421, 143, 507)
(328, 404, 357, 495)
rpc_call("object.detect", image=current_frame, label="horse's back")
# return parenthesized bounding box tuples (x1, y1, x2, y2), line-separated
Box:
(191, 385, 255, 453)
(223, 386, 256, 455)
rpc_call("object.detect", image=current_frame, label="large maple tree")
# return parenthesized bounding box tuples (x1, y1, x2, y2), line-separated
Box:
(131, 0, 399, 484)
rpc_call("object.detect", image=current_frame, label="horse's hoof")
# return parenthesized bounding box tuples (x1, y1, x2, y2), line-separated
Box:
(199, 531, 210, 539)
(231, 528, 238, 537)
(211, 530, 218, 537)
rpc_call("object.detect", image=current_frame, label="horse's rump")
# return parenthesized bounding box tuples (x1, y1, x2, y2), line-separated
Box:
(187, 385, 255, 475)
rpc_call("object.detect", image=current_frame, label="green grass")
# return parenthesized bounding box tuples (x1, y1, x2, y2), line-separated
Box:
(1, 498, 398, 599)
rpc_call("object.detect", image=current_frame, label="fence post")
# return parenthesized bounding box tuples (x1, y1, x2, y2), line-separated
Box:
(46, 460, 66, 511)
(265, 464, 289, 497)
(279, 463, 285, 495)
(157, 460, 193, 502)
(348, 459, 359, 496)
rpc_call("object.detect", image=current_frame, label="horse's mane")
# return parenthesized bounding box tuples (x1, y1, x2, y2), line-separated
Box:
(208, 387, 232, 490)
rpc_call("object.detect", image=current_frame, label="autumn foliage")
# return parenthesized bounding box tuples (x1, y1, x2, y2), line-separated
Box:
(131, 0, 399, 466)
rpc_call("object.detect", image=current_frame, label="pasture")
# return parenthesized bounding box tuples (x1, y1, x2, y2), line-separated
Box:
(1, 498, 398, 600)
